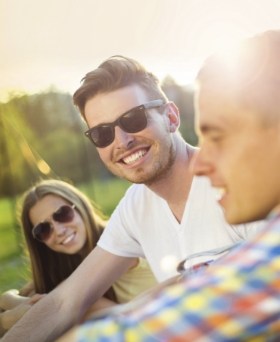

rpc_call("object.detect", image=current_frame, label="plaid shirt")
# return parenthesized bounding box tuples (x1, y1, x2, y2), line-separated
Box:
(77, 213, 280, 342)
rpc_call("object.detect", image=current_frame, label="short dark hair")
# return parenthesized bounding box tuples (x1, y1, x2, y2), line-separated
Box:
(73, 55, 168, 120)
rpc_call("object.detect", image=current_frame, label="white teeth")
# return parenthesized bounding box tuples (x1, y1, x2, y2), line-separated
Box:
(123, 150, 146, 164)
(62, 233, 75, 245)
(213, 187, 225, 201)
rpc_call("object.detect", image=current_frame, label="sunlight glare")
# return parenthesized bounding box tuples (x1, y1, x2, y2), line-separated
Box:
(160, 254, 179, 275)
(200, 23, 244, 54)
(37, 159, 51, 175)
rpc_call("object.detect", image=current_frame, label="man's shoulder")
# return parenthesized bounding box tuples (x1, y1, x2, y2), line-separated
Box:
(122, 184, 155, 200)
(115, 184, 161, 216)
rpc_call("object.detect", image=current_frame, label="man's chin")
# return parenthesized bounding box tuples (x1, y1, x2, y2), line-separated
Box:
(225, 211, 264, 225)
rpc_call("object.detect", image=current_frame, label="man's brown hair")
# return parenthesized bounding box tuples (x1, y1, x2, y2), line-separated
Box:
(73, 55, 168, 120)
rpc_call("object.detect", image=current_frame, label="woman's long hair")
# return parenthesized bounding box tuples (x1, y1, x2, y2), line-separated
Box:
(18, 179, 116, 301)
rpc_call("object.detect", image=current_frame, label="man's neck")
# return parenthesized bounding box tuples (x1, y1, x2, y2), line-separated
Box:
(147, 142, 196, 223)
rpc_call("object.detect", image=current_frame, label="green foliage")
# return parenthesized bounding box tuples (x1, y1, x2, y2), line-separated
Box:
(0, 91, 106, 197)
(0, 198, 20, 260)
(0, 103, 36, 196)
(162, 76, 198, 146)
(0, 83, 196, 198)
(80, 177, 131, 217)
(0, 258, 28, 293)
(0, 197, 28, 292)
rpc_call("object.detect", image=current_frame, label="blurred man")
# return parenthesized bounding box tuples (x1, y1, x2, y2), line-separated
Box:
(3, 56, 260, 341)
(57, 30, 280, 341)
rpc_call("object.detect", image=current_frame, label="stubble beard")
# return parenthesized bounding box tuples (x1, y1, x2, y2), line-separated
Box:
(135, 143, 176, 186)
(105, 139, 176, 185)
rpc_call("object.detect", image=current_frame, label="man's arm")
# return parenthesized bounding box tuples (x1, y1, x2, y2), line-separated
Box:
(0, 289, 44, 337)
(56, 226, 280, 341)
(2, 246, 135, 342)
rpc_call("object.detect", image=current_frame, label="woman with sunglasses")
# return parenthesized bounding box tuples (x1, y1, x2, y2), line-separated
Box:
(0, 179, 156, 336)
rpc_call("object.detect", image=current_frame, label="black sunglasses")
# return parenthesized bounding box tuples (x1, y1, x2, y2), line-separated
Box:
(85, 99, 164, 148)
(32, 204, 75, 242)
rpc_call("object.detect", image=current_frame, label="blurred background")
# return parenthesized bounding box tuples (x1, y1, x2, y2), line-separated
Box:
(1, 0, 280, 291)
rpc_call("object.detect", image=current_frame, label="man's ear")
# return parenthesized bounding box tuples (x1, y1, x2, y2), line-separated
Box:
(166, 102, 180, 132)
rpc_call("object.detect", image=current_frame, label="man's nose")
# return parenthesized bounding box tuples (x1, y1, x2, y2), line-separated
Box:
(114, 126, 134, 148)
(191, 149, 213, 176)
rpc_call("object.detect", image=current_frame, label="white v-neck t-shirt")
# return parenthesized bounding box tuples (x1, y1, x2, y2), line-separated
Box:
(98, 176, 261, 281)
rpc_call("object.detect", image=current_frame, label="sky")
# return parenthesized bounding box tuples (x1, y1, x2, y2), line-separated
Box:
(1, 0, 280, 101)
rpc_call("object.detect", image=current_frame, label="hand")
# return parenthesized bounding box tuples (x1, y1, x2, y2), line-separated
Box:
(0, 289, 45, 336)
(0, 289, 29, 310)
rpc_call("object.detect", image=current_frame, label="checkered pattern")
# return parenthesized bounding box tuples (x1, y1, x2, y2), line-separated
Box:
(77, 213, 280, 341)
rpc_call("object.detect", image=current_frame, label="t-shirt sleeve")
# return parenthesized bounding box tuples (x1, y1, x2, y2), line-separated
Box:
(97, 187, 145, 258)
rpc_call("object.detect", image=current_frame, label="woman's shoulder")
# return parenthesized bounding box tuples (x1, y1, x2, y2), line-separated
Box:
(120, 184, 162, 210)
(112, 258, 157, 304)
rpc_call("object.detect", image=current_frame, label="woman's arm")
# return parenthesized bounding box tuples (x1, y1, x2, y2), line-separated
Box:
(0, 287, 45, 337)
(0, 290, 32, 337)
(2, 247, 135, 342)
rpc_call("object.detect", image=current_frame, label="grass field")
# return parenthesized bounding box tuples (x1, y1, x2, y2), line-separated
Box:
(0, 198, 20, 260)
(0, 178, 130, 293)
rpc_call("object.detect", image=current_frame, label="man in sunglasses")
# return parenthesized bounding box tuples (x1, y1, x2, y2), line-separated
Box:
(71, 55, 259, 280)
(3, 55, 261, 341)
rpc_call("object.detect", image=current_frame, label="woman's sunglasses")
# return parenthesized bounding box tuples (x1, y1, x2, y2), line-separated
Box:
(85, 99, 164, 148)
(32, 204, 75, 242)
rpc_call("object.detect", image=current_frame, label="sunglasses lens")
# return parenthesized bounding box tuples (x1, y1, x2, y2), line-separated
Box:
(93, 108, 147, 148)
(86, 103, 150, 148)
(32, 205, 75, 242)
(53, 205, 75, 223)
(120, 107, 147, 133)
(33, 222, 52, 242)
(91, 125, 114, 148)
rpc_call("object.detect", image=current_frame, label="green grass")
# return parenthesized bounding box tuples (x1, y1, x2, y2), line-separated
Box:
(0, 257, 28, 292)
(0, 178, 131, 293)
(83, 177, 131, 216)
(0, 198, 21, 260)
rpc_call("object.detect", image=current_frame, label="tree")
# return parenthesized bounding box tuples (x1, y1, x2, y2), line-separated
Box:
(162, 76, 198, 146)
(0, 91, 105, 197)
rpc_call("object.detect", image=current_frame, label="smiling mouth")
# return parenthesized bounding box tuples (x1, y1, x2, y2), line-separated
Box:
(61, 233, 75, 245)
(121, 149, 148, 165)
